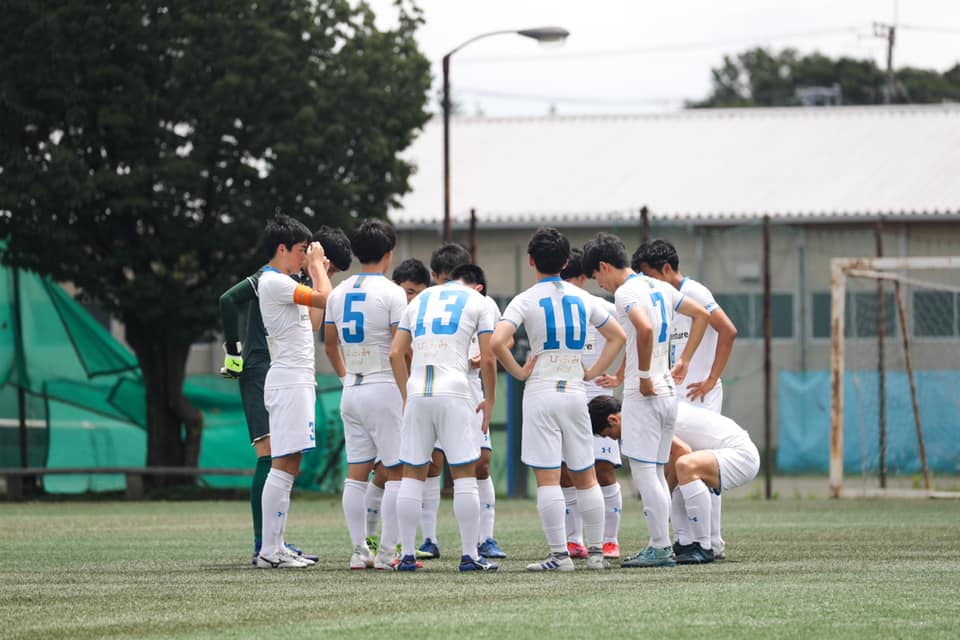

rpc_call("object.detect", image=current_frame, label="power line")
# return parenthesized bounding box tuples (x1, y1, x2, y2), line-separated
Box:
(455, 26, 862, 64)
(455, 87, 685, 107)
(898, 24, 960, 35)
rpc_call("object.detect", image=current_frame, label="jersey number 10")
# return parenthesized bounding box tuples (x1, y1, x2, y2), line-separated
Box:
(538, 295, 586, 350)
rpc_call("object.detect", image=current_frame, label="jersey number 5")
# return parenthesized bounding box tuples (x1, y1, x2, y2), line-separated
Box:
(342, 292, 366, 343)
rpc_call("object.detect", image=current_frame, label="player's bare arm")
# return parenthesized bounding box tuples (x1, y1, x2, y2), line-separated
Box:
(477, 332, 497, 434)
(583, 315, 626, 381)
(628, 306, 656, 396)
(323, 322, 346, 378)
(389, 328, 412, 405)
(491, 321, 528, 380)
(671, 297, 709, 385)
(687, 307, 738, 402)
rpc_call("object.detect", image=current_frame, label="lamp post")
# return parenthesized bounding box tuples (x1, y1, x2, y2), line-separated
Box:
(442, 27, 570, 242)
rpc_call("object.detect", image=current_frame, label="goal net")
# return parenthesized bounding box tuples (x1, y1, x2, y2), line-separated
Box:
(830, 256, 960, 498)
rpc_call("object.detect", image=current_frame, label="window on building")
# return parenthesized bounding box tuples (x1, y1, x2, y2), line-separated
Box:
(713, 293, 793, 339)
(811, 292, 898, 339)
(914, 291, 957, 337)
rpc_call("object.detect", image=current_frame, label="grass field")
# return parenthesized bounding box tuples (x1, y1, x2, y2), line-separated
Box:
(2, 491, 960, 639)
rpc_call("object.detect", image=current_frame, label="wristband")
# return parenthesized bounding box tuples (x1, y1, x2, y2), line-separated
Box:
(637, 369, 651, 379)
(224, 341, 242, 357)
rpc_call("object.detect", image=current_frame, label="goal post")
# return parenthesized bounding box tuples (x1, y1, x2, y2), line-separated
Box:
(830, 256, 960, 498)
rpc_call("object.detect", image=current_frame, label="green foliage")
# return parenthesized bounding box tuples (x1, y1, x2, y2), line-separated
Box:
(693, 46, 960, 107)
(0, 0, 431, 345)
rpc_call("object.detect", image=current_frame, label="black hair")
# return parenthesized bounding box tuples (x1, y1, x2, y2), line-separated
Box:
(588, 395, 622, 436)
(560, 247, 585, 280)
(350, 218, 396, 264)
(257, 214, 312, 262)
(527, 227, 570, 275)
(430, 242, 471, 277)
(392, 258, 431, 286)
(450, 263, 487, 295)
(314, 225, 353, 272)
(634, 238, 679, 273)
(581, 232, 629, 278)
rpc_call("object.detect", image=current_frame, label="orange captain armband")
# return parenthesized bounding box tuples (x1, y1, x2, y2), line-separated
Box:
(293, 284, 314, 305)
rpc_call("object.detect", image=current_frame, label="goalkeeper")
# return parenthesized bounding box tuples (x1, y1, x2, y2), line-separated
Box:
(219, 225, 352, 564)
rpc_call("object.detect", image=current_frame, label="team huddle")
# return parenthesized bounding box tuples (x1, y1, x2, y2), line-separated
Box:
(219, 215, 760, 572)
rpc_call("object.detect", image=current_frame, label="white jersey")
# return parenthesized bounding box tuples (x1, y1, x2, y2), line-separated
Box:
(259, 267, 315, 386)
(669, 277, 720, 399)
(582, 295, 617, 400)
(399, 281, 495, 399)
(675, 402, 752, 452)
(325, 273, 407, 387)
(468, 296, 502, 402)
(615, 273, 685, 395)
(501, 276, 611, 395)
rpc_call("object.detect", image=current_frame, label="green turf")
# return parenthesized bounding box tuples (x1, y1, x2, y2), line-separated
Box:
(2, 495, 959, 639)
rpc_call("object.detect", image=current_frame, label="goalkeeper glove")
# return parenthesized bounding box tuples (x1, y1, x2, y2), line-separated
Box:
(220, 342, 243, 379)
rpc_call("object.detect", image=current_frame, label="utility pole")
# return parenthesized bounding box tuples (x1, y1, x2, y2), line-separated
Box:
(873, 22, 896, 104)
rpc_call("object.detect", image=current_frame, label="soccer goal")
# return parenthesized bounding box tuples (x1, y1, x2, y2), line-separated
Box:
(830, 256, 960, 498)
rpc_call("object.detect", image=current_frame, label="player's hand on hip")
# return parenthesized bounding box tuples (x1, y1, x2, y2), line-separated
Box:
(518, 354, 537, 380)
(686, 378, 715, 402)
(595, 373, 620, 389)
(468, 353, 482, 369)
(639, 377, 657, 397)
(670, 359, 689, 385)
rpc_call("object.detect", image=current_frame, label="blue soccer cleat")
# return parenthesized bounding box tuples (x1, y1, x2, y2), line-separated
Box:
(418, 538, 440, 559)
(477, 537, 507, 559)
(459, 555, 498, 572)
(397, 554, 419, 572)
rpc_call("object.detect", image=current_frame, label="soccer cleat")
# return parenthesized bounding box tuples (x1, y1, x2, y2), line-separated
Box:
(672, 541, 697, 557)
(713, 541, 726, 561)
(418, 538, 440, 559)
(586, 553, 610, 570)
(392, 556, 423, 569)
(459, 555, 498, 572)
(284, 542, 318, 564)
(397, 554, 419, 572)
(675, 542, 715, 565)
(365, 536, 379, 553)
(477, 537, 507, 559)
(527, 552, 575, 572)
(256, 549, 311, 569)
(621, 546, 677, 568)
(602, 542, 620, 559)
(350, 544, 374, 570)
(567, 541, 589, 559)
(415, 547, 433, 560)
(373, 550, 398, 571)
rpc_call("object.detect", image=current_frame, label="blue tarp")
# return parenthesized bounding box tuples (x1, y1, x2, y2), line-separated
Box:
(778, 370, 960, 473)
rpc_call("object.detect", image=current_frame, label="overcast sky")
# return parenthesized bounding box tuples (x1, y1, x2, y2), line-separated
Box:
(368, 0, 960, 116)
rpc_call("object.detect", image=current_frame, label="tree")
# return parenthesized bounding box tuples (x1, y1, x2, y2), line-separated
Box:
(0, 1, 431, 473)
(692, 46, 958, 107)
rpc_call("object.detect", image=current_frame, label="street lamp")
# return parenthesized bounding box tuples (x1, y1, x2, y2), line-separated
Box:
(442, 27, 570, 242)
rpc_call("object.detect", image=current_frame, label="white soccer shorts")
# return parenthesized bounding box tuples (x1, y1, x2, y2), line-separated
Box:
(340, 382, 403, 467)
(400, 395, 480, 467)
(594, 435, 622, 467)
(264, 383, 317, 458)
(621, 391, 678, 465)
(713, 437, 760, 493)
(521, 389, 595, 471)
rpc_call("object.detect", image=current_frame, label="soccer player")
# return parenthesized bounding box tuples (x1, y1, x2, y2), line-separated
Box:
(669, 402, 760, 563)
(632, 239, 738, 559)
(415, 242, 473, 559)
(362, 257, 433, 554)
(389, 269, 498, 572)
(492, 227, 626, 572)
(559, 249, 624, 560)
(581, 232, 708, 569)
(255, 215, 332, 568)
(219, 221, 348, 566)
(324, 218, 408, 570)
(449, 263, 508, 560)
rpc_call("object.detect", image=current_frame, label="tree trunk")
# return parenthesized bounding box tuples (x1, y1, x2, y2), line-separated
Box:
(125, 322, 204, 486)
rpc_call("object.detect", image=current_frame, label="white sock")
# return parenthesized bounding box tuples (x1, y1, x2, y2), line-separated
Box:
(562, 485, 583, 545)
(629, 459, 671, 548)
(537, 485, 567, 554)
(260, 469, 294, 558)
(679, 480, 712, 549)
(577, 485, 605, 549)
(341, 479, 368, 547)
(453, 477, 480, 560)
(365, 481, 384, 540)
(397, 478, 425, 559)
(420, 475, 441, 544)
(380, 480, 401, 553)
(711, 491, 725, 551)
(672, 487, 691, 545)
(477, 476, 496, 542)
(601, 482, 622, 544)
